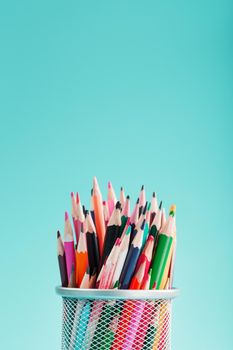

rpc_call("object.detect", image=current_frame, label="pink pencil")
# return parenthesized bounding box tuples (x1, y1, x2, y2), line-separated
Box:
(64, 211, 76, 284)
(107, 181, 117, 216)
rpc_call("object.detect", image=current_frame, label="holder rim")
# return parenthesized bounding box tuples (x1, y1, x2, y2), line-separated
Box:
(56, 286, 179, 300)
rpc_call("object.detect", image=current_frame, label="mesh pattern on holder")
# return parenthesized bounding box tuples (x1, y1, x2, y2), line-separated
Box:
(61, 296, 171, 350)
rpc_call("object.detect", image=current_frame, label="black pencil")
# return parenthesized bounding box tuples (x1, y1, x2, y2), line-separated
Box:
(101, 201, 121, 267)
(85, 211, 100, 275)
(57, 231, 68, 287)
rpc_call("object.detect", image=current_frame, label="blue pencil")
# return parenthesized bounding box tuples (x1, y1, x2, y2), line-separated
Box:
(119, 220, 145, 289)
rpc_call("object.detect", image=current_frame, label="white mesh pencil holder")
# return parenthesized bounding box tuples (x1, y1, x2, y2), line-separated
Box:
(56, 287, 179, 350)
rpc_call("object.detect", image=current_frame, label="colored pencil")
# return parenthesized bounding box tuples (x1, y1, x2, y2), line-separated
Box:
(150, 205, 176, 290)
(133, 280, 153, 349)
(122, 299, 145, 349)
(68, 264, 76, 288)
(85, 211, 100, 275)
(90, 188, 95, 224)
(80, 267, 91, 288)
(120, 195, 130, 236)
(149, 201, 162, 240)
(142, 202, 151, 246)
(110, 225, 131, 288)
(101, 201, 121, 266)
(93, 177, 106, 257)
(76, 192, 86, 238)
(57, 231, 68, 287)
(69, 299, 86, 348)
(130, 201, 147, 245)
(74, 302, 91, 348)
(99, 238, 121, 289)
(119, 220, 145, 289)
(107, 181, 117, 216)
(75, 230, 89, 287)
(150, 192, 158, 224)
(64, 211, 76, 284)
(139, 185, 146, 216)
(89, 268, 97, 288)
(129, 197, 139, 244)
(103, 200, 110, 226)
(130, 260, 147, 289)
(119, 186, 126, 208)
(134, 235, 154, 286)
(160, 207, 167, 232)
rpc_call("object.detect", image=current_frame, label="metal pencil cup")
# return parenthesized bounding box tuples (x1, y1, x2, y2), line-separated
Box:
(56, 287, 179, 350)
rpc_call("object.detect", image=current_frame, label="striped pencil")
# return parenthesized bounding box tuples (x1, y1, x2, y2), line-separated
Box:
(57, 231, 68, 287)
(64, 211, 76, 285)
(93, 177, 106, 257)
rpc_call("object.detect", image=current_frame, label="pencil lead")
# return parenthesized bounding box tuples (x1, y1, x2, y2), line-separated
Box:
(108, 181, 112, 189)
(91, 188, 93, 196)
(76, 192, 80, 204)
(126, 195, 130, 199)
(120, 186, 123, 191)
(136, 197, 139, 204)
(57, 230, 61, 238)
(71, 192, 75, 198)
(159, 201, 162, 210)
(141, 185, 144, 190)
(141, 219, 146, 230)
(153, 192, 156, 197)
(116, 201, 121, 210)
(143, 202, 148, 215)
(65, 211, 69, 221)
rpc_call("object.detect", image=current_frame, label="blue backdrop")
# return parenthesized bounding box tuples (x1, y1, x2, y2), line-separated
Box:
(0, 1, 232, 349)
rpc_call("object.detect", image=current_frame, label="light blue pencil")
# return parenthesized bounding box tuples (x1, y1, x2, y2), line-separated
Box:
(74, 302, 91, 349)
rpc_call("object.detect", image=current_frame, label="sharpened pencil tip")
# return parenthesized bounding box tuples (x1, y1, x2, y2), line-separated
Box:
(91, 188, 93, 195)
(141, 185, 144, 190)
(76, 192, 80, 204)
(136, 197, 139, 204)
(159, 201, 162, 210)
(153, 192, 156, 197)
(143, 202, 148, 215)
(57, 230, 61, 238)
(116, 201, 121, 210)
(108, 181, 112, 189)
(141, 219, 146, 230)
(71, 192, 74, 198)
(65, 211, 69, 221)
(126, 195, 130, 200)
(120, 186, 123, 191)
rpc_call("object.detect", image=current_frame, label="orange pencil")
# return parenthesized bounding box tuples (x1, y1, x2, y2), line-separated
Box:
(93, 177, 106, 257)
(75, 230, 88, 287)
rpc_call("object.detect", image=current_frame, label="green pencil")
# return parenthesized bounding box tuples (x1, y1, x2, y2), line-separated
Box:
(150, 205, 176, 290)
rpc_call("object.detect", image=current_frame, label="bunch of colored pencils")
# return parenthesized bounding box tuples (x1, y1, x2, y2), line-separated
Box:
(57, 177, 177, 291)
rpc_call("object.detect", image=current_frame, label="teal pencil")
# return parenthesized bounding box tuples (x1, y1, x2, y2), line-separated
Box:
(74, 302, 91, 349)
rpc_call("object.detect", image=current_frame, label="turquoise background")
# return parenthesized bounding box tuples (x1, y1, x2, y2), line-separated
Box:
(0, 1, 232, 349)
